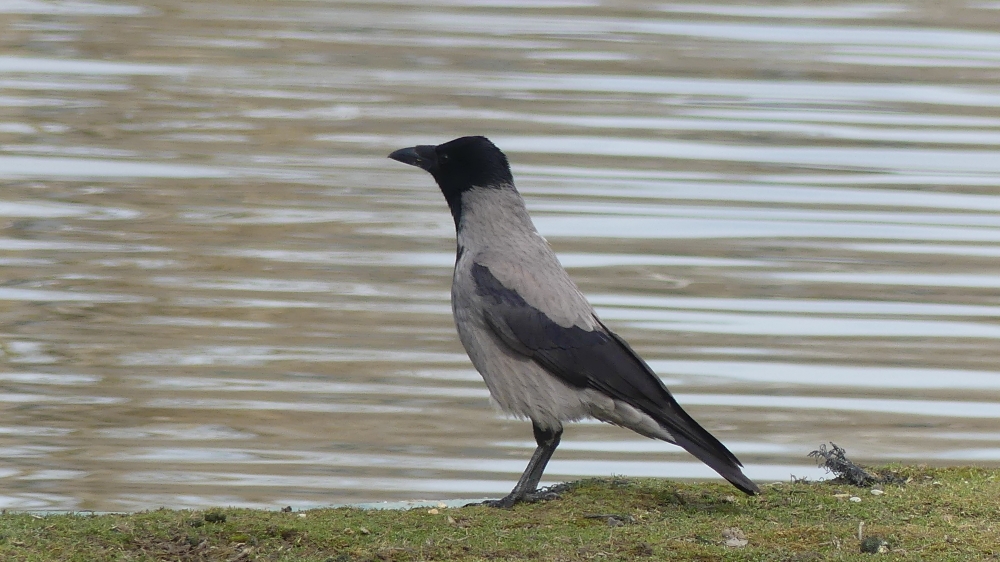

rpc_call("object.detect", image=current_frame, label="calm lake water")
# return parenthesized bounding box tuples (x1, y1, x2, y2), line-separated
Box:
(1, 0, 1000, 511)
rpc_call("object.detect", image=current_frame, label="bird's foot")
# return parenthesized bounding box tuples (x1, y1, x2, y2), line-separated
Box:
(477, 495, 520, 509)
(468, 483, 570, 509)
(464, 493, 525, 509)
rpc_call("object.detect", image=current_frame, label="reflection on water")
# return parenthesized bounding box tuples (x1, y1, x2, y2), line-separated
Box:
(0, 155, 229, 178)
(1, 0, 1000, 511)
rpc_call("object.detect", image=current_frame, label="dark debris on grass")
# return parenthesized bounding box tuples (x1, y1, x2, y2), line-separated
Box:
(808, 443, 906, 487)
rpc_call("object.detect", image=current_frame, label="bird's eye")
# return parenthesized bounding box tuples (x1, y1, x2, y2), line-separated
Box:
(439, 154, 449, 161)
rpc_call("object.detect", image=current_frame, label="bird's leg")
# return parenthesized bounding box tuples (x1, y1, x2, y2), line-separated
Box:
(485, 423, 562, 508)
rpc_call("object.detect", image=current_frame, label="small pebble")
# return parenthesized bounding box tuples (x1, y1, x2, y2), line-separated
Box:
(427, 508, 439, 515)
(722, 527, 748, 548)
(860, 536, 889, 554)
(849, 496, 861, 503)
(871, 489, 884, 496)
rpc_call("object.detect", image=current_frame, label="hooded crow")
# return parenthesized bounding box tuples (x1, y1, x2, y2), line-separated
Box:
(389, 136, 759, 507)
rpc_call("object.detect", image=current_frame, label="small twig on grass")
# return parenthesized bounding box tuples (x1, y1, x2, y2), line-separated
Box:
(809, 443, 878, 486)
(808, 442, 907, 487)
(582, 514, 634, 526)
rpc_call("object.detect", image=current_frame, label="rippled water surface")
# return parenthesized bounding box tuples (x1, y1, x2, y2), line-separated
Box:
(2, 0, 1000, 511)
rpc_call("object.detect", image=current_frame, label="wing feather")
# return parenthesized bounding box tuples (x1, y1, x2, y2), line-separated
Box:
(472, 262, 758, 494)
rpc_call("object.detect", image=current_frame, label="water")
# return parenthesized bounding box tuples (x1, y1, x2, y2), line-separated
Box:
(1, 0, 999, 511)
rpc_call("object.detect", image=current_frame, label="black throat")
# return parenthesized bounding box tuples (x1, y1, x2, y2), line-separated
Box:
(437, 179, 467, 229)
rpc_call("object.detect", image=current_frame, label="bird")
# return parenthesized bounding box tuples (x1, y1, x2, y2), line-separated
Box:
(389, 135, 759, 507)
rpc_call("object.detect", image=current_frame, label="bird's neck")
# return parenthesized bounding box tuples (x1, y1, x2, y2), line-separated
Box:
(454, 186, 538, 251)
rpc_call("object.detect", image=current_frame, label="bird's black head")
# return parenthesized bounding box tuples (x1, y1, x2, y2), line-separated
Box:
(388, 136, 513, 225)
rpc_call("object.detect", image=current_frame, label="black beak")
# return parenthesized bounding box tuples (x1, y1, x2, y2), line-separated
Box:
(388, 145, 437, 172)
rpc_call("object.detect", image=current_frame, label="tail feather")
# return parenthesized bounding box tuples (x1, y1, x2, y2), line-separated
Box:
(672, 431, 759, 495)
(585, 324, 760, 495)
(642, 396, 760, 495)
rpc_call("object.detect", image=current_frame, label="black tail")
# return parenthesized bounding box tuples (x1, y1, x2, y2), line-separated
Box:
(596, 326, 760, 495)
(650, 398, 760, 495)
(671, 430, 759, 495)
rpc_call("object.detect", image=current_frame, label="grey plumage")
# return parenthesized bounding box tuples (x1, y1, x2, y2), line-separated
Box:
(389, 136, 759, 506)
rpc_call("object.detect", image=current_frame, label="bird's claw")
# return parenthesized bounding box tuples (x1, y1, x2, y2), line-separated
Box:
(478, 491, 556, 509)
(465, 494, 526, 509)
(479, 496, 519, 509)
(468, 483, 569, 509)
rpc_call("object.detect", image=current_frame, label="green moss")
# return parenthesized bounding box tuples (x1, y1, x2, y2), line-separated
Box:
(1, 466, 998, 561)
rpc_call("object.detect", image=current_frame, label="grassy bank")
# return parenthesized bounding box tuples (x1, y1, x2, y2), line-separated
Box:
(1, 465, 997, 561)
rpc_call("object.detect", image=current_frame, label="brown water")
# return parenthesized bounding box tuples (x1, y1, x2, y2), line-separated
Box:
(2, 0, 1000, 511)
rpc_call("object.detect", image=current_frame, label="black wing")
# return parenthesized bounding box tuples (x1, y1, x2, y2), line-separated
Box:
(472, 263, 758, 495)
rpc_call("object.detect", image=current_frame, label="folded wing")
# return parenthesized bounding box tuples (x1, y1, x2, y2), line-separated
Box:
(472, 262, 759, 495)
